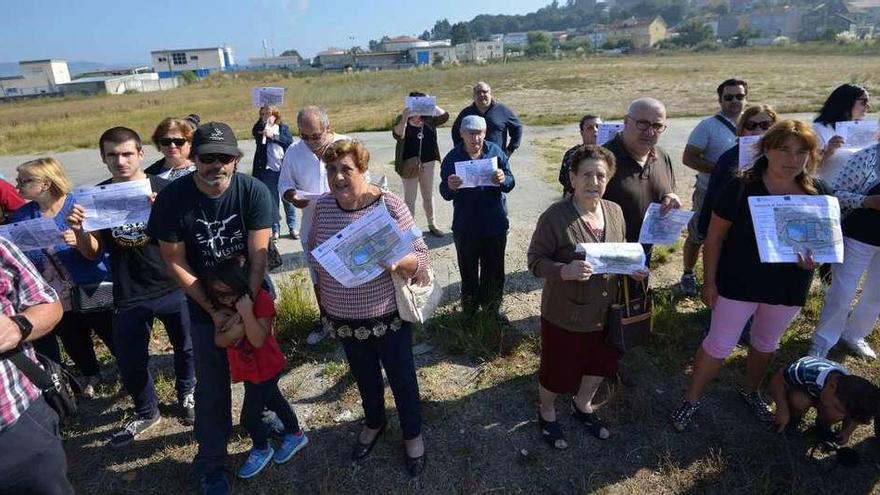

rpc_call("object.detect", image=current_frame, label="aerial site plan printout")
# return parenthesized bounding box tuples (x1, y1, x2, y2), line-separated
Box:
(747, 194, 844, 264)
(74, 179, 153, 232)
(312, 204, 417, 288)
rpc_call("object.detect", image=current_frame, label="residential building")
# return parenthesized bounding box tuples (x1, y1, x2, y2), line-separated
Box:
(248, 54, 304, 69)
(603, 16, 668, 48)
(150, 46, 234, 78)
(503, 32, 531, 48)
(745, 5, 801, 39)
(0, 59, 71, 98)
(454, 40, 505, 62)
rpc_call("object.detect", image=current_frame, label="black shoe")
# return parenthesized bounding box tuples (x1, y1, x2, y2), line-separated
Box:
(405, 452, 426, 477)
(351, 422, 386, 460)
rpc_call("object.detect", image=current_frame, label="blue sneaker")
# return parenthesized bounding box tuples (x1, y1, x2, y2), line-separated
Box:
(274, 432, 309, 464)
(200, 470, 230, 495)
(237, 447, 274, 479)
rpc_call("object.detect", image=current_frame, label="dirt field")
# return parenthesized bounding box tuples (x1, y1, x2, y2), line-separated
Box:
(1, 49, 878, 154)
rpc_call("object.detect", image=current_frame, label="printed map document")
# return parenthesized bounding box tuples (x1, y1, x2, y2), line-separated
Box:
(74, 179, 153, 232)
(455, 157, 498, 188)
(747, 195, 843, 263)
(312, 204, 417, 288)
(575, 242, 646, 275)
(0, 217, 62, 252)
(405, 96, 437, 116)
(597, 123, 624, 145)
(836, 120, 879, 151)
(737, 135, 762, 171)
(252, 87, 284, 107)
(638, 203, 693, 245)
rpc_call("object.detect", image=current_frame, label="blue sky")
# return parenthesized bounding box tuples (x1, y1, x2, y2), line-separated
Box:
(0, 0, 550, 65)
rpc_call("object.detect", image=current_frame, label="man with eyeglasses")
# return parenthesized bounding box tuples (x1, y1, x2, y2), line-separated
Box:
(451, 81, 523, 158)
(558, 114, 601, 196)
(66, 127, 196, 447)
(604, 97, 681, 265)
(680, 78, 748, 296)
(149, 122, 274, 494)
(278, 106, 349, 345)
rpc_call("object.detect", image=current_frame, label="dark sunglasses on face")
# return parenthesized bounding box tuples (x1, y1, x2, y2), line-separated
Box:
(198, 154, 236, 165)
(743, 120, 772, 131)
(723, 94, 746, 102)
(158, 137, 188, 147)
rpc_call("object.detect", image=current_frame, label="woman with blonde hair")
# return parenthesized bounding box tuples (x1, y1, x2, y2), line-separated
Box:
(11, 157, 115, 398)
(672, 120, 830, 431)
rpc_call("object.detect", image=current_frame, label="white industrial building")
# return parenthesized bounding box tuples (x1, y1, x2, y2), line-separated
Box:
(150, 46, 235, 78)
(248, 54, 304, 69)
(0, 59, 71, 98)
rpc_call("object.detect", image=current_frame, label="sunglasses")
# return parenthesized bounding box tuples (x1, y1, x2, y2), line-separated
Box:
(723, 94, 746, 102)
(198, 154, 236, 165)
(630, 118, 667, 133)
(158, 137, 188, 147)
(300, 132, 326, 142)
(742, 120, 772, 131)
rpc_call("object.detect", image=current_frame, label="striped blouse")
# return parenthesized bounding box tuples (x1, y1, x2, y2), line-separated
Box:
(308, 192, 430, 320)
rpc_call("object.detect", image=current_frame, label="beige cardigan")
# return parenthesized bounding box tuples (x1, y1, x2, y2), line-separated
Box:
(527, 197, 626, 333)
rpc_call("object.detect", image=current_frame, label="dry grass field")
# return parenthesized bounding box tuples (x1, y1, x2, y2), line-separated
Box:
(1, 49, 878, 155)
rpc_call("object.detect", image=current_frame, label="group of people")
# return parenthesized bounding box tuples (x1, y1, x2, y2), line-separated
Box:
(0, 77, 879, 495)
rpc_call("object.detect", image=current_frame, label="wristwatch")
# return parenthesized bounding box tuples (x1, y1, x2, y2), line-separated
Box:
(11, 314, 33, 344)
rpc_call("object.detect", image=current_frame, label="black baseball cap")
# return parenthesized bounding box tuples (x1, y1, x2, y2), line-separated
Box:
(192, 121, 243, 157)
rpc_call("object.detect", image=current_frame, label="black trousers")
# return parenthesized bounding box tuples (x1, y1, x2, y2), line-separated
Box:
(454, 233, 507, 313)
(241, 373, 300, 450)
(0, 397, 74, 495)
(32, 310, 114, 377)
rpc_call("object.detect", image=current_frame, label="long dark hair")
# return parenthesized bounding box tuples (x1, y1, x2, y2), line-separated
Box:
(814, 84, 868, 125)
(200, 257, 251, 308)
(744, 120, 819, 195)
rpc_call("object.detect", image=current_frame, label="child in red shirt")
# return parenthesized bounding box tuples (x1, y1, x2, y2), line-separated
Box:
(203, 258, 307, 480)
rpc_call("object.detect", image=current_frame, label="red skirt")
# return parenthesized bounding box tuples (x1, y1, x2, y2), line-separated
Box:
(538, 318, 619, 394)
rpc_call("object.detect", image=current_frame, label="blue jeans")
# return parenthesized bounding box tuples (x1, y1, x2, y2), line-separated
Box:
(340, 322, 422, 440)
(256, 169, 296, 235)
(113, 289, 195, 418)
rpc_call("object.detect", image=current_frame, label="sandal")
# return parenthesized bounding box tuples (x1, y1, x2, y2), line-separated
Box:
(538, 413, 568, 450)
(570, 398, 609, 440)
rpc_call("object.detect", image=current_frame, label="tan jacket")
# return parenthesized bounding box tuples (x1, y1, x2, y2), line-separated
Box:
(527, 197, 626, 333)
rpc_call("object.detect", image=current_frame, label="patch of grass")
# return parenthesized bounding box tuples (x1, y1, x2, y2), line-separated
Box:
(273, 270, 320, 349)
(650, 239, 682, 267)
(427, 306, 509, 361)
(321, 360, 349, 381)
(532, 136, 574, 194)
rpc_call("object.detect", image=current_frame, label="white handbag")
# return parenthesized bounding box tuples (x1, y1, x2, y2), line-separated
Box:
(392, 268, 443, 323)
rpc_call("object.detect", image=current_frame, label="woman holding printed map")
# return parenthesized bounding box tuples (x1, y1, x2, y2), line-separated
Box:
(672, 121, 830, 432)
(528, 145, 648, 450)
(307, 139, 430, 476)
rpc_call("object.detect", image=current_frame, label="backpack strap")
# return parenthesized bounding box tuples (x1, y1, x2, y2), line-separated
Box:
(713, 114, 737, 136)
(0, 348, 54, 390)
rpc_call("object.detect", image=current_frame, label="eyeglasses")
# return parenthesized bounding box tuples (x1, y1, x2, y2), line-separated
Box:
(300, 132, 326, 142)
(742, 120, 772, 131)
(158, 137, 188, 147)
(629, 118, 667, 133)
(723, 94, 747, 102)
(198, 154, 236, 165)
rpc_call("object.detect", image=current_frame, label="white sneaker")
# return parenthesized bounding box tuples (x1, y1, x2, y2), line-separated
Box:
(306, 329, 329, 345)
(842, 338, 877, 359)
(808, 342, 830, 358)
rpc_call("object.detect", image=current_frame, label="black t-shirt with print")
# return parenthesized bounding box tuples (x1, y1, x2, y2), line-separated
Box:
(97, 175, 179, 308)
(148, 173, 274, 276)
(842, 182, 880, 247)
(713, 174, 831, 307)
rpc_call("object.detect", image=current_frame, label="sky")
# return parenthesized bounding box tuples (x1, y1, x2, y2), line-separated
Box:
(0, 0, 551, 66)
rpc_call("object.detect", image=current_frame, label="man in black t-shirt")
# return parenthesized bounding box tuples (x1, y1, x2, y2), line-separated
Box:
(66, 127, 195, 449)
(149, 122, 273, 492)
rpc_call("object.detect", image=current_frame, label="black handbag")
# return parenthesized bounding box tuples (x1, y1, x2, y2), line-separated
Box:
(1, 348, 79, 422)
(71, 281, 114, 313)
(606, 279, 653, 352)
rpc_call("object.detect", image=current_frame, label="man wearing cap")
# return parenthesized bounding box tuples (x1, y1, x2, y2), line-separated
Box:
(440, 115, 515, 317)
(451, 82, 522, 158)
(149, 122, 274, 493)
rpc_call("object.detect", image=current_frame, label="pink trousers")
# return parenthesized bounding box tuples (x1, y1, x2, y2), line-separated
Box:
(702, 295, 801, 359)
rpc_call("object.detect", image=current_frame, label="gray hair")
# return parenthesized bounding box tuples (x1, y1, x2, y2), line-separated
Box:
(473, 81, 491, 92)
(627, 97, 666, 118)
(297, 105, 330, 130)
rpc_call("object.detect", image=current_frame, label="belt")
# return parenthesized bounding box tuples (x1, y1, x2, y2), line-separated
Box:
(321, 313, 403, 340)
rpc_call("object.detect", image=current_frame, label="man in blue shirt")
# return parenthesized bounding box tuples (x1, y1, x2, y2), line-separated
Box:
(440, 115, 515, 316)
(451, 82, 523, 158)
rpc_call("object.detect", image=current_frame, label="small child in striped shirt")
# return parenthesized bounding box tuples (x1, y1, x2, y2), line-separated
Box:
(768, 356, 880, 444)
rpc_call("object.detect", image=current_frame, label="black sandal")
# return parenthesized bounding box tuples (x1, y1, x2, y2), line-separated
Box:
(538, 413, 568, 450)
(570, 398, 609, 440)
(351, 422, 386, 460)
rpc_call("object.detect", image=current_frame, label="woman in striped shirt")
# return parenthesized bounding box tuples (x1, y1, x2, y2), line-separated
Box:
(308, 139, 430, 476)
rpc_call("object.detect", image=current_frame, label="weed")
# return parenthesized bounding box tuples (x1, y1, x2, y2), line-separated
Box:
(321, 360, 349, 381)
(651, 239, 682, 267)
(273, 270, 320, 349)
(427, 306, 508, 360)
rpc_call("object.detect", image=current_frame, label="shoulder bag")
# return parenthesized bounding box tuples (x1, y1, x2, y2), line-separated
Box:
(46, 252, 114, 313)
(1, 348, 79, 422)
(605, 279, 653, 353)
(396, 125, 423, 180)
